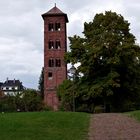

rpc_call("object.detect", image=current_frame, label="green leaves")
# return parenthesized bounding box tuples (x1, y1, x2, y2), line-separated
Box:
(65, 35, 85, 64)
(38, 67, 44, 99)
(63, 11, 140, 112)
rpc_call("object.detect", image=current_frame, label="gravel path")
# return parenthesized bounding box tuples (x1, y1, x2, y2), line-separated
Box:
(88, 113, 140, 140)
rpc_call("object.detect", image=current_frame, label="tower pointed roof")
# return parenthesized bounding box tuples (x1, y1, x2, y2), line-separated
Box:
(45, 5, 64, 14)
(42, 5, 68, 22)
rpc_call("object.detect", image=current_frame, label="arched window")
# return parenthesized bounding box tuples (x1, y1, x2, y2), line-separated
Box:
(48, 23, 54, 31)
(49, 40, 54, 49)
(48, 59, 54, 67)
(48, 72, 53, 80)
(55, 59, 61, 67)
(55, 40, 61, 49)
(55, 23, 61, 31)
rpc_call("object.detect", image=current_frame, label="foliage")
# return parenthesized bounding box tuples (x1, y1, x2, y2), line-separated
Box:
(60, 11, 140, 112)
(57, 80, 74, 111)
(0, 89, 43, 112)
(0, 95, 17, 112)
(0, 112, 90, 140)
(126, 110, 140, 121)
(21, 89, 43, 111)
(38, 67, 44, 99)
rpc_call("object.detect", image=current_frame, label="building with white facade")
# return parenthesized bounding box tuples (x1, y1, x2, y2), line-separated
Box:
(0, 78, 24, 95)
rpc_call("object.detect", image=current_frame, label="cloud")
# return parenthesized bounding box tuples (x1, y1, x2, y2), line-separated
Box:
(0, 36, 43, 88)
(0, 0, 140, 88)
(0, 0, 46, 88)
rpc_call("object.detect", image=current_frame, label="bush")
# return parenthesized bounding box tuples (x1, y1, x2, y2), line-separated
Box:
(0, 89, 43, 112)
(94, 106, 104, 113)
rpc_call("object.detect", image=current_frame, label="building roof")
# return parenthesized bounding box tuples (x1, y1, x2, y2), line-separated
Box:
(2, 79, 23, 87)
(0, 82, 3, 87)
(42, 6, 68, 22)
(45, 6, 64, 15)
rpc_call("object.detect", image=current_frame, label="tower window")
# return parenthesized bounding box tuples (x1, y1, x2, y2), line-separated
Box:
(55, 23, 61, 31)
(49, 40, 54, 49)
(56, 59, 61, 67)
(48, 72, 53, 80)
(48, 23, 54, 31)
(49, 59, 54, 67)
(55, 40, 61, 49)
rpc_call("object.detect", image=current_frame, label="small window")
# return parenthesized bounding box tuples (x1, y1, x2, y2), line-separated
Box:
(55, 40, 61, 49)
(49, 59, 54, 67)
(6, 87, 9, 90)
(55, 23, 61, 31)
(49, 40, 54, 49)
(48, 72, 53, 80)
(48, 23, 54, 31)
(56, 59, 61, 67)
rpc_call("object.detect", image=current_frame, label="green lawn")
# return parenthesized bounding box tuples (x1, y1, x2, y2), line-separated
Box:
(126, 110, 140, 121)
(0, 111, 90, 140)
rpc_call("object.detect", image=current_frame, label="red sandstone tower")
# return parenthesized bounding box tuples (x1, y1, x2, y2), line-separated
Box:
(42, 5, 68, 110)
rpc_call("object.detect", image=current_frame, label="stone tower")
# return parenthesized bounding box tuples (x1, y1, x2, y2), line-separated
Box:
(42, 5, 68, 110)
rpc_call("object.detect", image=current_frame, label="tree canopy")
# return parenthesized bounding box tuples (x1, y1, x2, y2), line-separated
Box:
(0, 89, 43, 112)
(58, 11, 140, 112)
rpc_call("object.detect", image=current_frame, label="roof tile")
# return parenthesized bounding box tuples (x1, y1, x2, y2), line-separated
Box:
(42, 6, 68, 22)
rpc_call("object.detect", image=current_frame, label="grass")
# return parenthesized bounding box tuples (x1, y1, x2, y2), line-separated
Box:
(125, 110, 140, 121)
(0, 111, 90, 140)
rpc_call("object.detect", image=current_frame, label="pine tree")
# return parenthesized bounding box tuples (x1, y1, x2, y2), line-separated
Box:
(38, 67, 44, 99)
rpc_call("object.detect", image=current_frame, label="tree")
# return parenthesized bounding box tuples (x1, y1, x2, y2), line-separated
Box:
(38, 67, 44, 99)
(0, 89, 43, 112)
(57, 80, 73, 111)
(22, 89, 43, 111)
(64, 11, 140, 112)
(0, 95, 16, 112)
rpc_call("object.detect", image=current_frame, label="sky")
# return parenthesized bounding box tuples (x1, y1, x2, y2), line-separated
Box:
(0, 0, 140, 89)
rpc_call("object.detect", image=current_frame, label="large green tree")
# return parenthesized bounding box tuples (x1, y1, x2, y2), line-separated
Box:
(63, 11, 140, 112)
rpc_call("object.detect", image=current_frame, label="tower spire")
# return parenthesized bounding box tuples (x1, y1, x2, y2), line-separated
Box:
(55, 3, 56, 7)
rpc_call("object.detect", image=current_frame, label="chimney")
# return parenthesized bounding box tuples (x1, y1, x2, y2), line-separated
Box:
(6, 77, 8, 83)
